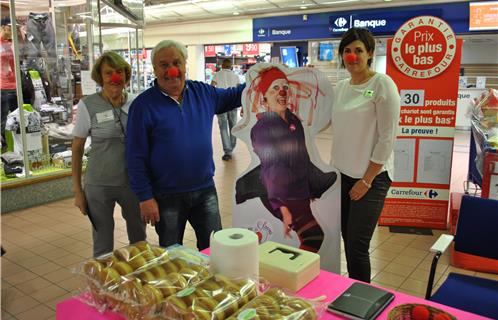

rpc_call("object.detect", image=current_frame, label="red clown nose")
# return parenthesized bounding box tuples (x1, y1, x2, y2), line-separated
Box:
(278, 89, 287, 96)
(345, 53, 358, 63)
(167, 67, 180, 78)
(110, 72, 122, 83)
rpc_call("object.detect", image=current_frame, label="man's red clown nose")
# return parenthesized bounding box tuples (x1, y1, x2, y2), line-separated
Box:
(167, 67, 180, 78)
(278, 89, 287, 96)
(110, 72, 122, 83)
(345, 53, 358, 63)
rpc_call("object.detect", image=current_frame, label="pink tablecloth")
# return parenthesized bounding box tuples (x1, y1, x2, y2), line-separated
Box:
(57, 250, 488, 320)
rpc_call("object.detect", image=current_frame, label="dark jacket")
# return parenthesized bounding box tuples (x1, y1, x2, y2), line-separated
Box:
(236, 109, 336, 208)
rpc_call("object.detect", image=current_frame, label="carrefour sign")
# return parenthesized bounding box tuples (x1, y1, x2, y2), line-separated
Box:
(329, 9, 440, 36)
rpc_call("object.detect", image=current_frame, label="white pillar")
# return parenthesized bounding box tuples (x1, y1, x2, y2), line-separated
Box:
(187, 45, 206, 82)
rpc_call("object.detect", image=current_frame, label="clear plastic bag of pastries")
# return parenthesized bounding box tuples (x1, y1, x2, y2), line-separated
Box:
(77, 241, 211, 318)
(227, 287, 322, 320)
(162, 274, 259, 320)
(117, 256, 212, 319)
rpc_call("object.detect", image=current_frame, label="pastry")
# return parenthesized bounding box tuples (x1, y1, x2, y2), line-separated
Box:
(157, 278, 178, 297)
(99, 267, 121, 287)
(134, 241, 151, 252)
(138, 270, 156, 283)
(167, 272, 188, 288)
(172, 258, 189, 270)
(160, 260, 179, 274)
(112, 261, 133, 275)
(190, 264, 211, 279)
(143, 283, 164, 305)
(83, 259, 104, 278)
(114, 246, 140, 261)
(150, 265, 168, 279)
(195, 296, 219, 311)
(128, 254, 148, 270)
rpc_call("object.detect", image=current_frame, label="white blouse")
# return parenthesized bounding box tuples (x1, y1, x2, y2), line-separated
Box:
(331, 73, 400, 180)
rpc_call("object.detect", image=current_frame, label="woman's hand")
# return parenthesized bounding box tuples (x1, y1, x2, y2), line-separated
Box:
(349, 180, 370, 201)
(280, 206, 293, 239)
(74, 190, 87, 215)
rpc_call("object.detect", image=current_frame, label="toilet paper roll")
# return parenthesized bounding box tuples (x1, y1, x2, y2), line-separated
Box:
(210, 228, 259, 279)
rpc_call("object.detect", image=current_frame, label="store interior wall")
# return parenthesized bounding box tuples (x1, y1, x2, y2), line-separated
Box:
(461, 42, 498, 64)
(143, 18, 252, 47)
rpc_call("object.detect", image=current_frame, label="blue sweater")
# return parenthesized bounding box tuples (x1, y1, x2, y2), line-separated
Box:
(126, 80, 244, 201)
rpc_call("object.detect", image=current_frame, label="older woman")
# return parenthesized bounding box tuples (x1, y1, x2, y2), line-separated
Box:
(72, 51, 146, 257)
(332, 28, 400, 282)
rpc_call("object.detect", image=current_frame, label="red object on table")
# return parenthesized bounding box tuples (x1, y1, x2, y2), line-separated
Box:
(56, 249, 488, 320)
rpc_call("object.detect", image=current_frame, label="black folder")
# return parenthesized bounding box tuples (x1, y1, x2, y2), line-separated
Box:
(327, 282, 395, 320)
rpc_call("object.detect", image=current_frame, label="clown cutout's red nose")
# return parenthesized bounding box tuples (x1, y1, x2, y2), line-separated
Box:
(167, 67, 180, 78)
(278, 89, 287, 97)
(110, 72, 122, 83)
(345, 53, 358, 63)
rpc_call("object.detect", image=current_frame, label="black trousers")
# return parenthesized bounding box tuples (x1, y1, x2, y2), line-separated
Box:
(341, 171, 391, 282)
(1, 90, 17, 146)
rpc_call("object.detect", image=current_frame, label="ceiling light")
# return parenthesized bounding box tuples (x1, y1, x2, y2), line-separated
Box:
(233, 11, 240, 15)
(384, 0, 392, 2)
(322, 0, 359, 4)
(300, 5, 307, 9)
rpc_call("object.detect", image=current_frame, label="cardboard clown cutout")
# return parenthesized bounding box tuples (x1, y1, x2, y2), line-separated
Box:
(232, 64, 341, 273)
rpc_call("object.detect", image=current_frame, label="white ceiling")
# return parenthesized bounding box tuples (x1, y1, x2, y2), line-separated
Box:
(143, 0, 469, 25)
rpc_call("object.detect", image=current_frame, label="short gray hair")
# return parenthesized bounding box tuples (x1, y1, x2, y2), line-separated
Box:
(151, 40, 188, 64)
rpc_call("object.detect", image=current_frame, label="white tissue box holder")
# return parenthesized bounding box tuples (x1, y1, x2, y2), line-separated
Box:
(259, 241, 320, 292)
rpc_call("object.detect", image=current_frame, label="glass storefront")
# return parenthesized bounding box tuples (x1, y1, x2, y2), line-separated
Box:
(0, 0, 144, 186)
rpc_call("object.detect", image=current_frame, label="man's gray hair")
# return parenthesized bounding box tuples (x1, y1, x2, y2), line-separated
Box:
(151, 40, 188, 63)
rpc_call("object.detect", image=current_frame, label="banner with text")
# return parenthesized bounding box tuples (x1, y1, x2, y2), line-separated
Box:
(380, 16, 462, 229)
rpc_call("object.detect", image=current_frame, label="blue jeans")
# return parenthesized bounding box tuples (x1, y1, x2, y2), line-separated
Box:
(154, 186, 222, 250)
(341, 171, 392, 282)
(217, 110, 237, 155)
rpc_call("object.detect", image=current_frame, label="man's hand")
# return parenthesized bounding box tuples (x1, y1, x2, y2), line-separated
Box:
(140, 198, 160, 226)
(280, 206, 293, 239)
(74, 190, 87, 215)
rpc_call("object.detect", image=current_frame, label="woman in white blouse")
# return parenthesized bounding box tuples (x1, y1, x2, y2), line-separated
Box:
(331, 28, 400, 282)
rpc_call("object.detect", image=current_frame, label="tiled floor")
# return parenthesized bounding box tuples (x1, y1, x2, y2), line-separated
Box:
(2, 126, 497, 320)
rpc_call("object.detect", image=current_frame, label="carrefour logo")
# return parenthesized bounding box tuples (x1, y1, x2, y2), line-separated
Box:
(424, 190, 439, 199)
(389, 188, 445, 200)
(334, 17, 348, 28)
(257, 28, 266, 37)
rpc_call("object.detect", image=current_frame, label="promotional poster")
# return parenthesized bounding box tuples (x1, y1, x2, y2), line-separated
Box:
(381, 16, 462, 228)
(232, 64, 341, 273)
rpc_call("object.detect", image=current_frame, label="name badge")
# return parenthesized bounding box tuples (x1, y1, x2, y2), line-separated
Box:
(96, 110, 114, 123)
(363, 90, 374, 98)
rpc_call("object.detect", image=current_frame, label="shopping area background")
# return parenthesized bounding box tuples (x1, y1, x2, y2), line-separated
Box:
(1, 0, 498, 319)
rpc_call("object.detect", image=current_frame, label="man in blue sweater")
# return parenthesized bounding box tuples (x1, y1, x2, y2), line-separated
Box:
(126, 40, 245, 250)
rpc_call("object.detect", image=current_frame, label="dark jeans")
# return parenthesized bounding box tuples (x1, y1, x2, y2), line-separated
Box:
(1, 90, 17, 146)
(341, 171, 391, 282)
(155, 185, 222, 251)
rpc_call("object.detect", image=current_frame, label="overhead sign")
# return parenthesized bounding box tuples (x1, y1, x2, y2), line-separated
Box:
(204, 45, 216, 57)
(380, 16, 462, 229)
(253, 2, 483, 42)
(328, 10, 441, 36)
(469, 1, 498, 30)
